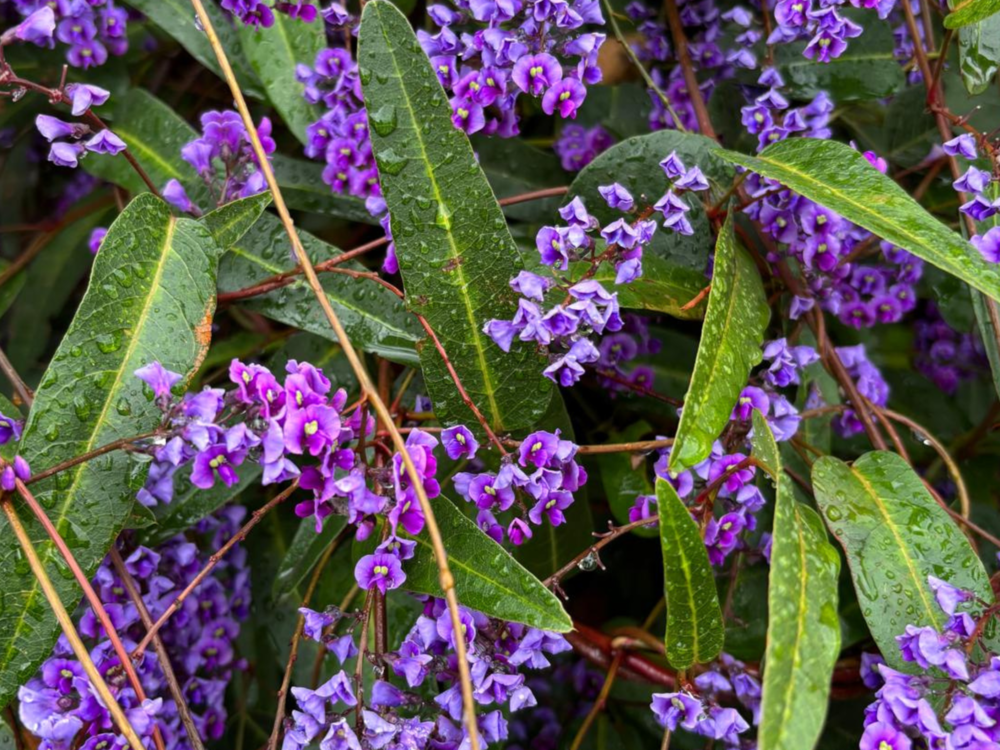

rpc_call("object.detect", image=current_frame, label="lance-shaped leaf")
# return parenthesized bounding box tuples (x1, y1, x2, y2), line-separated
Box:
(200, 192, 273, 251)
(272, 156, 375, 223)
(945, 0, 1000, 29)
(121, 0, 264, 97)
(0, 194, 221, 706)
(812, 451, 993, 671)
(219, 212, 422, 366)
(669, 213, 769, 471)
(973, 291, 1000, 402)
(657, 478, 724, 668)
(401, 496, 572, 632)
(752, 413, 841, 750)
(239, 12, 324, 145)
(718, 139, 1000, 304)
(84, 89, 208, 205)
(358, 0, 550, 432)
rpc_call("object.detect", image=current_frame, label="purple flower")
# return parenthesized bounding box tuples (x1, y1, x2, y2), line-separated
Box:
(511, 53, 562, 96)
(65, 84, 111, 116)
(163, 180, 197, 215)
(927, 575, 973, 616)
(541, 78, 586, 118)
(972, 227, 1000, 264)
(559, 196, 595, 227)
(0, 412, 22, 445)
(190, 443, 245, 490)
(943, 133, 978, 160)
(659, 151, 686, 179)
(300, 607, 337, 641)
(441, 425, 479, 460)
(510, 270, 552, 301)
(354, 553, 405, 594)
(284, 404, 341, 456)
(35, 115, 79, 142)
(651, 692, 703, 731)
(732, 386, 769, 421)
(84, 130, 127, 155)
(135, 362, 182, 403)
(320, 720, 361, 750)
(88, 227, 107, 254)
(675, 166, 710, 192)
(8, 7, 56, 45)
(653, 191, 693, 235)
(598, 182, 634, 211)
(859, 722, 911, 750)
(48, 141, 86, 168)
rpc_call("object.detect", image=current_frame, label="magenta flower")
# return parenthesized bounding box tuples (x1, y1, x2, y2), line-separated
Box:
(972, 228, 1000, 264)
(190, 444, 245, 490)
(354, 553, 405, 594)
(135, 362, 182, 402)
(283, 404, 340, 456)
(511, 53, 562, 96)
(441, 425, 479, 460)
(859, 722, 911, 750)
(541, 78, 585, 118)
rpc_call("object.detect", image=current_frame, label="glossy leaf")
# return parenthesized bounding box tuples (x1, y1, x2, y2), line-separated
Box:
(656, 478, 724, 669)
(812, 452, 993, 670)
(239, 13, 324, 145)
(774, 14, 903, 101)
(219, 212, 422, 366)
(200, 192, 273, 251)
(719, 139, 1000, 304)
(945, 0, 1000, 29)
(272, 156, 376, 224)
(669, 213, 769, 471)
(472, 135, 565, 222)
(753, 413, 841, 750)
(121, 0, 264, 97)
(402, 496, 572, 632)
(569, 129, 732, 274)
(274, 515, 348, 600)
(0, 194, 221, 706)
(358, 0, 551, 432)
(83, 89, 208, 205)
(972, 291, 1000, 402)
(958, 14, 1000, 95)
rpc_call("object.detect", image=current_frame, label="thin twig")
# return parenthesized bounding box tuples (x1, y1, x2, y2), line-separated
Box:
(663, 0, 715, 138)
(13, 481, 167, 750)
(109, 548, 207, 750)
(0, 344, 32, 408)
(544, 517, 658, 589)
(0, 499, 145, 750)
(568, 650, 625, 750)
(26, 430, 162, 485)
(187, 1, 480, 741)
(133, 481, 299, 656)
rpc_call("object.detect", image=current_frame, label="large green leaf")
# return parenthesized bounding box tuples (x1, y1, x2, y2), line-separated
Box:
(200, 192, 273, 250)
(958, 13, 1000, 95)
(401, 496, 572, 632)
(121, 0, 264, 97)
(812, 451, 993, 670)
(358, 0, 551, 432)
(656, 478, 724, 669)
(0, 194, 221, 706)
(753, 413, 840, 750)
(719, 139, 1000, 304)
(945, 0, 1000, 29)
(669, 213, 769, 471)
(239, 13, 324, 145)
(472, 135, 566, 222)
(272, 156, 375, 224)
(273, 515, 348, 600)
(774, 14, 903, 101)
(568, 129, 732, 274)
(83, 89, 208, 206)
(219, 212, 422, 366)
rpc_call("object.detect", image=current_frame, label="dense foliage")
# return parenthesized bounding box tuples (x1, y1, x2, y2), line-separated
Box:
(1, 0, 1000, 749)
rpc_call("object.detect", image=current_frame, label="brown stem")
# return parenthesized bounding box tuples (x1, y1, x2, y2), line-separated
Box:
(12, 481, 167, 750)
(544, 517, 658, 589)
(26, 430, 162, 485)
(663, 0, 715, 138)
(595, 369, 683, 406)
(352, 593, 375, 732)
(109, 548, 207, 750)
(568, 650, 625, 750)
(133, 481, 299, 657)
(0, 344, 32, 408)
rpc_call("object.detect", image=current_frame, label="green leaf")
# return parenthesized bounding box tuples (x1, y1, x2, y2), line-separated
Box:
(945, 0, 1000, 29)
(219, 212, 422, 366)
(569, 129, 733, 274)
(121, 0, 264, 97)
(595, 421, 657, 536)
(273, 515, 348, 600)
(272, 156, 376, 223)
(239, 13, 324, 145)
(958, 13, 1000, 95)
(774, 13, 903, 101)
(358, 0, 551, 432)
(401, 496, 572, 632)
(0, 259, 26, 320)
(472, 135, 566, 222)
(972, 291, 1000, 401)
(811, 451, 993, 671)
(83, 89, 207, 205)
(0, 194, 221, 706)
(148, 463, 263, 546)
(568, 253, 708, 320)
(656, 478, 724, 668)
(719, 139, 1000, 305)
(576, 82, 653, 140)
(669, 213, 769, 471)
(200, 192, 273, 251)
(753, 413, 841, 750)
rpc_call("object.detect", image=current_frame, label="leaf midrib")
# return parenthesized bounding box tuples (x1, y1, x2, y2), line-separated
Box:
(375, 1, 502, 428)
(3, 214, 180, 672)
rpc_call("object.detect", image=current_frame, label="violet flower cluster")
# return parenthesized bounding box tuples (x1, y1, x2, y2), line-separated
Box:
(162, 110, 275, 216)
(913, 302, 987, 395)
(0, 408, 30, 490)
(18, 511, 251, 750)
(484, 150, 711, 388)
(552, 123, 614, 172)
(767, 0, 893, 62)
(651, 652, 761, 747)
(858, 575, 1000, 750)
(629, 337, 814, 567)
(418, 0, 607, 138)
(284, 596, 571, 749)
(219, 0, 319, 27)
(4, 1, 128, 67)
(33, 84, 127, 168)
(739, 68, 923, 329)
(943, 133, 1000, 265)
